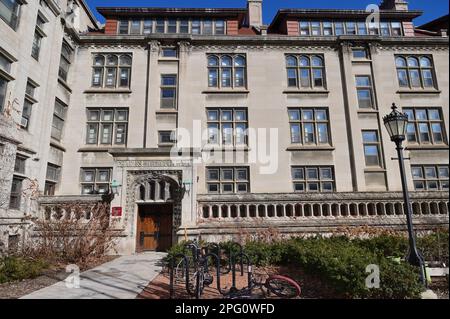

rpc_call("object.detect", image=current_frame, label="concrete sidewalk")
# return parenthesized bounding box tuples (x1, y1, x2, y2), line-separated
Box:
(21, 252, 166, 299)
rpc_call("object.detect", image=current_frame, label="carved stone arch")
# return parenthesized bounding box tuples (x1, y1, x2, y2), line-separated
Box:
(125, 170, 184, 240)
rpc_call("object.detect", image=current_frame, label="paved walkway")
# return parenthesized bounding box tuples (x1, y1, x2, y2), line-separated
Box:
(21, 252, 166, 299)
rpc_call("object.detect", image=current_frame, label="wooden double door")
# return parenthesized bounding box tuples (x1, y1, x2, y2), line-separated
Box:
(136, 204, 173, 252)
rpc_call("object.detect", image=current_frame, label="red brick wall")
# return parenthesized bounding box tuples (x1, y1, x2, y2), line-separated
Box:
(286, 20, 299, 36)
(105, 19, 118, 35)
(227, 20, 239, 35)
(402, 21, 415, 37)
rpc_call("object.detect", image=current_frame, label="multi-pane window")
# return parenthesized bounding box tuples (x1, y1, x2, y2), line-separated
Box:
(130, 20, 141, 34)
(58, 42, 72, 81)
(116, 18, 226, 35)
(404, 108, 446, 145)
(13, 155, 26, 174)
(51, 99, 67, 141)
(0, 52, 12, 113)
(362, 131, 382, 167)
(86, 108, 128, 145)
(45, 163, 60, 196)
(334, 22, 344, 35)
(0, 0, 21, 30)
(352, 48, 369, 59)
(206, 167, 250, 194)
(143, 19, 153, 34)
(160, 75, 177, 109)
(180, 19, 189, 33)
(288, 108, 330, 145)
(355, 76, 375, 109)
(207, 54, 246, 89)
(286, 55, 325, 89)
(323, 22, 333, 35)
(412, 165, 449, 191)
(9, 177, 22, 209)
(167, 19, 177, 33)
(21, 80, 37, 129)
(357, 22, 367, 35)
(296, 21, 402, 36)
(158, 131, 176, 145)
(207, 108, 248, 146)
(80, 168, 112, 195)
(192, 20, 201, 34)
(202, 20, 213, 35)
(161, 47, 177, 58)
(31, 30, 43, 60)
(0, 77, 7, 112)
(292, 166, 335, 192)
(91, 54, 132, 88)
(395, 56, 435, 89)
(31, 13, 46, 60)
(118, 20, 129, 34)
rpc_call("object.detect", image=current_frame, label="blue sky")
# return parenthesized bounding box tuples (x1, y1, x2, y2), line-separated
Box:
(85, 0, 449, 26)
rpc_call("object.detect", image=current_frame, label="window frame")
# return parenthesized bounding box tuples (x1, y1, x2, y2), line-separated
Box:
(207, 54, 247, 89)
(291, 166, 335, 193)
(355, 75, 375, 109)
(160, 74, 178, 109)
(206, 166, 250, 194)
(86, 108, 128, 146)
(411, 165, 449, 191)
(285, 54, 326, 90)
(288, 108, 331, 146)
(0, 0, 22, 30)
(403, 107, 447, 145)
(91, 53, 132, 89)
(206, 108, 248, 147)
(395, 55, 437, 89)
(362, 130, 383, 167)
(80, 167, 112, 195)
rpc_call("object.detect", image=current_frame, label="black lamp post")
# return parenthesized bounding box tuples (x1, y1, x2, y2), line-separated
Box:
(383, 103, 426, 286)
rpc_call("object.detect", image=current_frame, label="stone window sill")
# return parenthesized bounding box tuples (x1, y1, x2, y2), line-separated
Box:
(396, 89, 441, 95)
(406, 145, 449, 151)
(84, 89, 132, 94)
(364, 168, 386, 173)
(0, 69, 14, 81)
(202, 89, 249, 94)
(286, 145, 335, 151)
(78, 146, 126, 152)
(283, 89, 329, 95)
(156, 109, 178, 114)
(202, 145, 250, 152)
(58, 77, 72, 93)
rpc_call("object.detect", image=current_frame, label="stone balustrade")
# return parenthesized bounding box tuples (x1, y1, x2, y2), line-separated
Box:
(198, 191, 449, 221)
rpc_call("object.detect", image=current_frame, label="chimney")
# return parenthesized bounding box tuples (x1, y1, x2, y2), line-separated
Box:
(247, 0, 263, 28)
(380, 0, 409, 11)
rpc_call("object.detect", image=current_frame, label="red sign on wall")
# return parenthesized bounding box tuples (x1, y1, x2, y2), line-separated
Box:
(111, 207, 122, 217)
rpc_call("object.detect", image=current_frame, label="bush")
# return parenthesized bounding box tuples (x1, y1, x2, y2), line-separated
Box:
(167, 232, 448, 298)
(0, 256, 49, 284)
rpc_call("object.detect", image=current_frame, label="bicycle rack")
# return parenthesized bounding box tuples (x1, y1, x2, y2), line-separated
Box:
(169, 240, 253, 299)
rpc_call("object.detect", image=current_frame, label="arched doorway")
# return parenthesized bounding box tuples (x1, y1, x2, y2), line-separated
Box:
(129, 171, 185, 252)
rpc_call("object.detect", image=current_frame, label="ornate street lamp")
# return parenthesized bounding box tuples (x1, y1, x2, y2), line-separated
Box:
(383, 103, 426, 286)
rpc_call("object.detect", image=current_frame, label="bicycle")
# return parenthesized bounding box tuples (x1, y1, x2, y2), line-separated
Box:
(224, 266, 301, 299)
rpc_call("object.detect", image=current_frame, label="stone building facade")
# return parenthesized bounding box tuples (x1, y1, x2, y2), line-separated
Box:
(0, 0, 448, 255)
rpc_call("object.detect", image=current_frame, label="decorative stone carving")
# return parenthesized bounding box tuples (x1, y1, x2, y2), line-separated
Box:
(125, 170, 184, 237)
(116, 160, 192, 168)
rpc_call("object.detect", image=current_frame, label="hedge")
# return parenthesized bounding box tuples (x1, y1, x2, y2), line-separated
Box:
(167, 231, 449, 299)
(0, 256, 49, 284)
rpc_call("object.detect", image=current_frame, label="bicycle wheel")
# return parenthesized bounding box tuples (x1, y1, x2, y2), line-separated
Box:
(265, 275, 301, 298)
